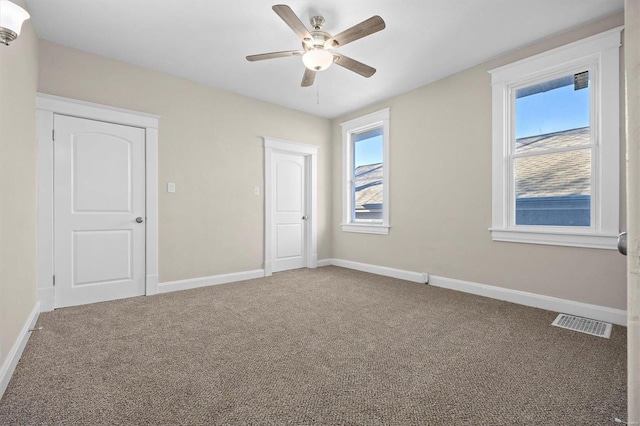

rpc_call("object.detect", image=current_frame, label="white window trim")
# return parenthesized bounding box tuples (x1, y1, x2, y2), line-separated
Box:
(488, 27, 622, 250)
(341, 108, 390, 235)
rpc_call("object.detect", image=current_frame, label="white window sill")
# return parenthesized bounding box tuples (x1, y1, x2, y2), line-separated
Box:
(342, 223, 390, 235)
(490, 228, 618, 250)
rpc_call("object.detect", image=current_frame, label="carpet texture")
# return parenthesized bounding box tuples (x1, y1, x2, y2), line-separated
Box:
(0, 266, 627, 425)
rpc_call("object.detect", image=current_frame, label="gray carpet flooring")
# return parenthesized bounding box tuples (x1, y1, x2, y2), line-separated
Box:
(0, 266, 627, 425)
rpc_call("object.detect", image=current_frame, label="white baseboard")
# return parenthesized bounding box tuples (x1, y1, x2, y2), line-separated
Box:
(0, 302, 40, 399)
(429, 275, 627, 326)
(319, 258, 424, 283)
(38, 287, 54, 312)
(319, 258, 627, 326)
(158, 269, 265, 294)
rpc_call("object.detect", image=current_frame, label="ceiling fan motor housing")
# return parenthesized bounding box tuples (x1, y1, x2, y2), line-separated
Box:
(302, 26, 331, 50)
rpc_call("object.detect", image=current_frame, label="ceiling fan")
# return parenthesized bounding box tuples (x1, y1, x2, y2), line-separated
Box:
(246, 5, 385, 87)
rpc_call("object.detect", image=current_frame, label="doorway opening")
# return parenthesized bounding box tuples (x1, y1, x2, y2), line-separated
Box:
(264, 137, 318, 276)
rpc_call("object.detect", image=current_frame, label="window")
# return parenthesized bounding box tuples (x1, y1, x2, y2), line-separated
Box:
(341, 108, 390, 234)
(489, 27, 621, 249)
(514, 72, 592, 227)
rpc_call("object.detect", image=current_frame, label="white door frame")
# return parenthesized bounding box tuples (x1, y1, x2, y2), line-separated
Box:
(264, 137, 318, 276)
(36, 93, 160, 311)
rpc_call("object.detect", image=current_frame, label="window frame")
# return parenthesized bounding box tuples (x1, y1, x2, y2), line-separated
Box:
(341, 108, 390, 234)
(488, 27, 622, 249)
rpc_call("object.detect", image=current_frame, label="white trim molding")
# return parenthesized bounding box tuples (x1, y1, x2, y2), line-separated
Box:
(38, 287, 54, 312)
(36, 94, 159, 128)
(325, 258, 424, 283)
(0, 303, 40, 399)
(36, 93, 160, 311)
(158, 269, 265, 294)
(489, 228, 619, 250)
(263, 137, 319, 277)
(341, 223, 391, 235)
(488, 27, 622, 249)
(319, 259, 627, 326)
(428, 275, 627, 326)
(341, 108, 390, 235)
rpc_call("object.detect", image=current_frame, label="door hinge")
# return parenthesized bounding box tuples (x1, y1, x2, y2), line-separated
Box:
(52, 129, 55, 141)
(52, 275, 55, 286)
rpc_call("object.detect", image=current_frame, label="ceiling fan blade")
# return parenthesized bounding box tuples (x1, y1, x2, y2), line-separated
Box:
(301, 68, 316, 87)
(326, 16, 385, 48)
(246, 50, 303, 62)
(272, 5, 313, 43)
(332, 54, 376, 78)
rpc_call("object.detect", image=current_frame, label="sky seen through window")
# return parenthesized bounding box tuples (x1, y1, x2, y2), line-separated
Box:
(516, 78, 590, 139)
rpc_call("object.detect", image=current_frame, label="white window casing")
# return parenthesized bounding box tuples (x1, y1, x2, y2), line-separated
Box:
(488, 27, 622, 249)
(341, 108, 390, 235)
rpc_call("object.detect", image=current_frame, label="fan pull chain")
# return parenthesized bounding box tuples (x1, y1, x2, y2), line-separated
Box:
(317, 81, 320, 105)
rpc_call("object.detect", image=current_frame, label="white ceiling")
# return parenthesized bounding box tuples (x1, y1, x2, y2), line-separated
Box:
(26, 0, 623, 119)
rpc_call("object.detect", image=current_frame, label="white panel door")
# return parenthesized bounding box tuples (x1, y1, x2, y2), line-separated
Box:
(54, 115, 146, 308)
(271, 152, 307, 272)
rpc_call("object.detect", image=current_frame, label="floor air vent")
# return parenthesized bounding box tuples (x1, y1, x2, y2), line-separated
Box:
(552, 314, 612, 338)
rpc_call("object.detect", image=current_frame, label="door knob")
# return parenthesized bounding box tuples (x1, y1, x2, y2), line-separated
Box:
(618, 232, 627, 256)
(302, 215, 308, 220)
(136, 217, 144, 223)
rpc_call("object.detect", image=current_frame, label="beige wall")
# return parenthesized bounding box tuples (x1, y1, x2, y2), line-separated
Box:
(38, 40, 332, 283)
(331, 13, 627, 310)
(0, 0, 38, 365)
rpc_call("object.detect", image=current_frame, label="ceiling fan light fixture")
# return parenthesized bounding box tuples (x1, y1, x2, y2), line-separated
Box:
(0, 0, 29, 46)
(302, 48, 333, 71)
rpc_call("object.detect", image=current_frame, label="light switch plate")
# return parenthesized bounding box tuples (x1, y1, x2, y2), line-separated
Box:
(167, 182, 176, 193)
(254, 186, 260, 196)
